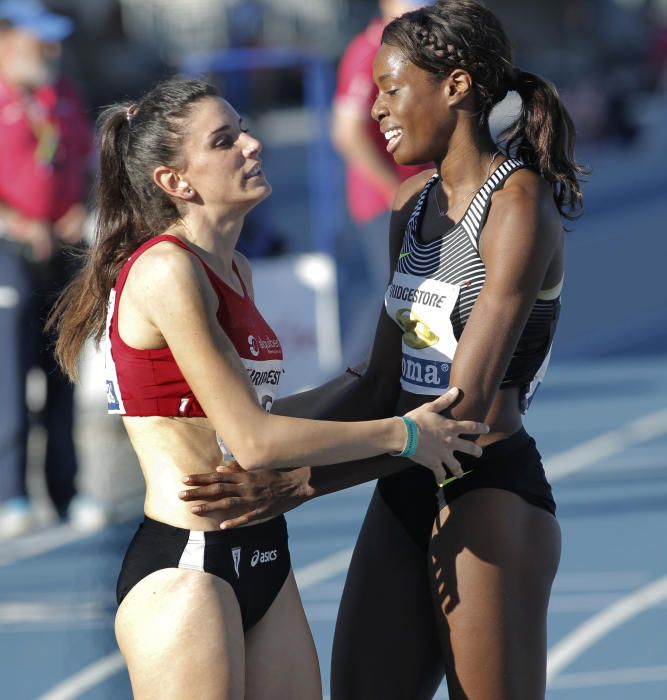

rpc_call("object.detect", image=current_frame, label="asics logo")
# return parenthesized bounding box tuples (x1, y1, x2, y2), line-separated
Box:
(251, 549, 278, 567)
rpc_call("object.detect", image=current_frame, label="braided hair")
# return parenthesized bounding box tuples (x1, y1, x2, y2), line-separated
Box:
(382, 0, 586, 220)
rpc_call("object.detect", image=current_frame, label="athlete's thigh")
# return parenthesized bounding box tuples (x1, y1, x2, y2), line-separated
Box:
(244, 569, 322, 700)
(115, 568, 245, 700)
(429, 488, 561, 700)
(331, 488, 444, 700)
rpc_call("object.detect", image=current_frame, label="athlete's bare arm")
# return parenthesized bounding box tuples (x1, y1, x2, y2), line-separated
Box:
(179, 173, 491, 526)
(125, 240, 485, 480)
(442, 169, 564, 434)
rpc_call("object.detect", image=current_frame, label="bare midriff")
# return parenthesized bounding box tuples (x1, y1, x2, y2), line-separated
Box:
(122, 416, 264, 530)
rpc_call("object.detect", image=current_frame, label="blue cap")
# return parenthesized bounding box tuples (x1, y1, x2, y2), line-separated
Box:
(0, 0, 73, 42)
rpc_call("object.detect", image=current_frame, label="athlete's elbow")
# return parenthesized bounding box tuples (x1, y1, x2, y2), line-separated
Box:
(233, 439, 272, 471)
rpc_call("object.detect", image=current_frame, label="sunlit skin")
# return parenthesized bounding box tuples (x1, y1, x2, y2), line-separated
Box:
(178, 98, 272, 215)
(152, 96, 271, 288)
(372, 44, 457, 165)
(372, 43, 512, 232)
(119, 96, 274, 532)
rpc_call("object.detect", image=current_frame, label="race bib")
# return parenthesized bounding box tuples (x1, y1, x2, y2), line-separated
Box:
(385, 272, 460, 395)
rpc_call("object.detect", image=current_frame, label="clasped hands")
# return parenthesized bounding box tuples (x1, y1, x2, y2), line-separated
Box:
(178, 387, 488, 529)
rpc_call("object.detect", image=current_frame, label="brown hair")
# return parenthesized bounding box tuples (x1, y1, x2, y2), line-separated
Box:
(382, 0, 586, 219)
(47, 78, 218, 381)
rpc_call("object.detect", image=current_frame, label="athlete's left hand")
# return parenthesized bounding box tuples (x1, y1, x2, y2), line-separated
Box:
(179, 463, 314, 528)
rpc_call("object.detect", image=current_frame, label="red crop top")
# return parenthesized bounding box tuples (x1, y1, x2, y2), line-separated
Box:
(104, 234, 283, 418)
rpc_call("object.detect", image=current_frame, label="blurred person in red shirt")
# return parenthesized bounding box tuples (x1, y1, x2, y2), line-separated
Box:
(331, 1, 434, 304)
(0, 0, 99, 536)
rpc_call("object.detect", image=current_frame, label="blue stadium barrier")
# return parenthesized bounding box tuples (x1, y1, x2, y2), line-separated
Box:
(181, 47, 341, 255)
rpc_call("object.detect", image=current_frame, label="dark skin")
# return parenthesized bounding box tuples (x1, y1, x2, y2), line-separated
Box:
(181, 44, 563, 699)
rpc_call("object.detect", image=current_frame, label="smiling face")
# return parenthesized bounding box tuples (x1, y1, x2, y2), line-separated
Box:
(372, 43, 460, 166)
(177, 96, 271, 215)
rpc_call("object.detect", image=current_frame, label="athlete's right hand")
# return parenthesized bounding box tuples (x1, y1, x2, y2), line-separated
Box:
(179, 463, 314, 528)
(403, 387, 489, 484)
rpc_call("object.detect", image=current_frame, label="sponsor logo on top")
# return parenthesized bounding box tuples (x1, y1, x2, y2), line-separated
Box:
(401, 354, 451, 389)
(248, 335, 260, 357)
(247, 334, 281, 357)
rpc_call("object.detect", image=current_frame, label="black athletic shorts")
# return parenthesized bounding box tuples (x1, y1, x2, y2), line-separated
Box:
(116, 515, 291, 630)
(377, 427, 556, 551)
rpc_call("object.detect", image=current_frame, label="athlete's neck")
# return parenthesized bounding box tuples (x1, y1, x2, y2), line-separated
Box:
(436, 126, 499, 207)
(174, 210, 244, 278)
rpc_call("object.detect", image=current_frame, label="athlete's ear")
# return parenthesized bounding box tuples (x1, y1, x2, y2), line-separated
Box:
(444, 68, 473, 108)
(153, 166, 195, 201)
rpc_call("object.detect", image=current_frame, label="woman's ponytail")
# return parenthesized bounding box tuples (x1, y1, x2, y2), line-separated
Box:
(500, 71, 587, 220)
(47, 105, 142, 381)
(383, 1, 588, 221)
(47, 79, 219, 381)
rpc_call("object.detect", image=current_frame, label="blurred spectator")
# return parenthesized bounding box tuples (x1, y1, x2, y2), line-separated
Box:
(0, 0, 104, 536)
(331, 0, 432, 306)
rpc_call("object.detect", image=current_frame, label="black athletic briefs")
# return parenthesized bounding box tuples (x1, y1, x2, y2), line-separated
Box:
(377, 428, 556, 551)
(116, 515, 291, 630)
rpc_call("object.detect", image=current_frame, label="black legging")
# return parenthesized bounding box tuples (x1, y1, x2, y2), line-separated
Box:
(331, 488, 445, 700)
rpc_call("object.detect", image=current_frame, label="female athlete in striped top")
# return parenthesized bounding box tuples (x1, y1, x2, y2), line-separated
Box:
(182, 1, 586, 698)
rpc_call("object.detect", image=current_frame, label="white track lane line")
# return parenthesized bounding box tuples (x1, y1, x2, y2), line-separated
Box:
(37, 654, 127, 700)
(295, 547, 354, 589)
(33, 406, 667, 699)
(545, 407, 667, 482)
(0, 496, 144, 568)
(546, 574, 667, 684)
(0, 524, 89, 567)
(549, 664, 667, 689)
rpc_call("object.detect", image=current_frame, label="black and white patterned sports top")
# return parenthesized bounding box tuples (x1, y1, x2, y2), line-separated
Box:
(384, 158, 560, 413)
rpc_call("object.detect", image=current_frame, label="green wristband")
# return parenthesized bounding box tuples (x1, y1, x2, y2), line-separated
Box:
(437, 469, 473, 488)
(391, 416, 419, 459)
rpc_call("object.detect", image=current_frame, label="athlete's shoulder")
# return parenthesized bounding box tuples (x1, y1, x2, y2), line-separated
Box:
(493, 166, 557, 215)
(388, 168, 436, 245)
(392, 168, 437, 213)
(128, 236, 209, 301)
(486, 165, 562, 250)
